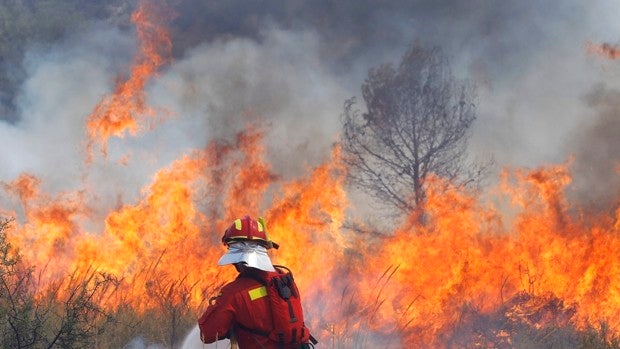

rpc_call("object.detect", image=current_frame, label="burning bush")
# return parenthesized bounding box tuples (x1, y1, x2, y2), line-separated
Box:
(0, 218, 118, 348)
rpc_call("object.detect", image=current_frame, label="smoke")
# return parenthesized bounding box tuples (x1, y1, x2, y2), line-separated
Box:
(178, 326, 223, 349)
(150, 26, 348, 179)
(568, 83, 620, 211)
(0, 24, 133, 216)
(165, 0, 620, 188)
(2, 0, 620, 182)
(0, 0, 617, 253)
(0, 20, 348, 224)
(123, 337, 166, 349)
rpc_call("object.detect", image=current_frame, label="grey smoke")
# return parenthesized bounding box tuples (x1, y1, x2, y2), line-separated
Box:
(569, 83, 620, 211)
(2, 0, 620, 218)
(123, 336, 166, 349)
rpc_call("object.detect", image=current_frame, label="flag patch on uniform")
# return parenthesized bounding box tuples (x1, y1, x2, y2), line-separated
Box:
(248, 286, 268, 300)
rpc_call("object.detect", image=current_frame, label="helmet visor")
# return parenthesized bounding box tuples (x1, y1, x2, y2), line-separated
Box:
(217, 241, 275, 272)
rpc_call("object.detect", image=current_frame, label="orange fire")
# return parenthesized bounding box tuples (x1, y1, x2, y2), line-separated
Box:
(587, 41, 620, 60)
(5, 127, 620, 345)
(86, 0, 173, 159)
(314, 163, 620, 346)
(2, 174, 88, 281)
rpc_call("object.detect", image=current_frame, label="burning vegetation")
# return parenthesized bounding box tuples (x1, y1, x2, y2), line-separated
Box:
(1, 1, 620, 348)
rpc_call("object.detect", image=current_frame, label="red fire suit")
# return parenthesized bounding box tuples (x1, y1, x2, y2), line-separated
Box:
(198, 268, 277, 348)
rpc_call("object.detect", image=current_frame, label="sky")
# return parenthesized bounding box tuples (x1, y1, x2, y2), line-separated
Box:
(0, 0, 619, 217)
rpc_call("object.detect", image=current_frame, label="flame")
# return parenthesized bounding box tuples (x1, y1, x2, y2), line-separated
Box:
(2, 174, 88, 281)
(586, 41, 620, 60)
(85, 0, 173, 159)
(314, 164, 620, 347)
(4, 129, 620, 346)
(3, 126, 281, 307)
(266, 145, 349, 290)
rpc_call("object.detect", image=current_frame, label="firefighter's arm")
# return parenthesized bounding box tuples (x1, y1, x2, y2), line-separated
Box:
(198, 291, 235, 343)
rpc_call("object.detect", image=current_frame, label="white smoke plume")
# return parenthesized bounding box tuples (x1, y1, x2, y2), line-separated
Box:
(2, 0, 619, 203)
(0, 22, 347, 224)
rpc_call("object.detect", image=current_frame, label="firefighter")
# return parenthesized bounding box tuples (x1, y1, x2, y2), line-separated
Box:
(198, 215, 316, 349)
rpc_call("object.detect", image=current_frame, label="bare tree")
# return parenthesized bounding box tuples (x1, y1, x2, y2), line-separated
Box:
(341, 42, 487, 215)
